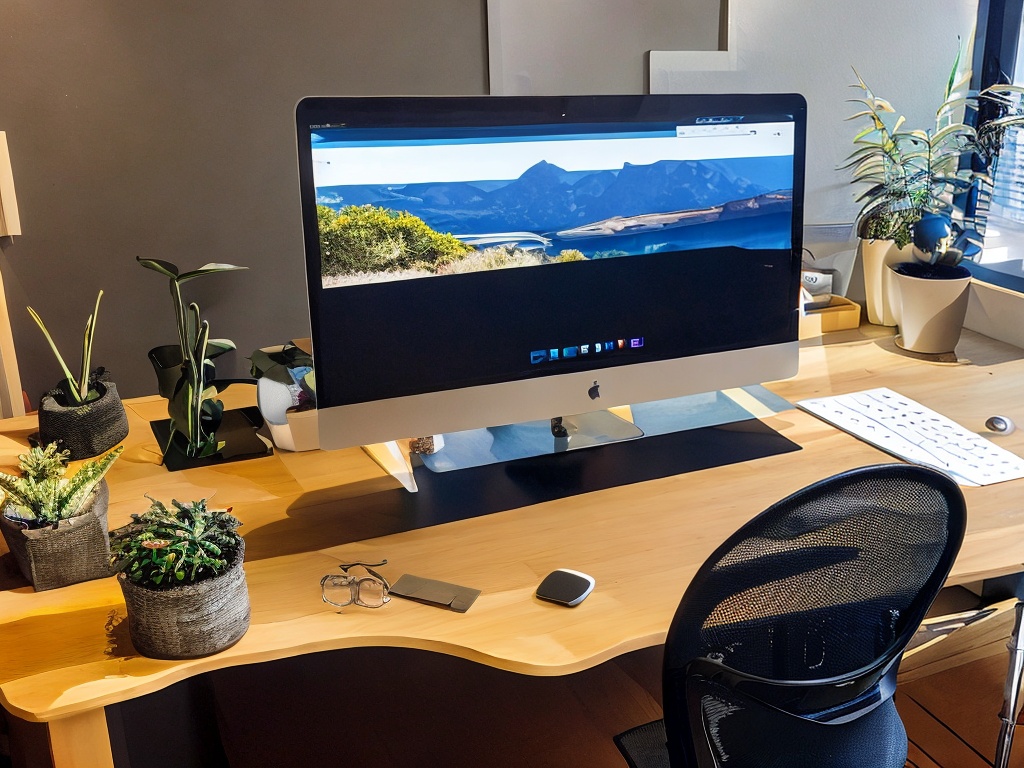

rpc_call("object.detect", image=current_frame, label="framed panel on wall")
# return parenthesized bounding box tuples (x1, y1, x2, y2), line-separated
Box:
(486, 0, 721, 95)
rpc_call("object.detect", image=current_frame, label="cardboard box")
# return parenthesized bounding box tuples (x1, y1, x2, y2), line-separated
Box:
(799, 295, 862, 338)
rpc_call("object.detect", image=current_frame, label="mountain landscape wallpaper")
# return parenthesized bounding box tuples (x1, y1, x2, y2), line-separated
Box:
(315, 156, 793, 286)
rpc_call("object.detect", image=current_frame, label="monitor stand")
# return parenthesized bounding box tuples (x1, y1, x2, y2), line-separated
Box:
(549, 410, 644, 452)
(369, 416, 800, 531)
(362, 407, 645, 493)
(349, 389, 800, 530)
(363, 387, 797, 495)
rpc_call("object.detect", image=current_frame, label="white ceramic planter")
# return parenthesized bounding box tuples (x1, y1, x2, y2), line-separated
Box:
(256, 377, 319, 451)
(891, 262, 972, 355)
(860, 239, 914, 326)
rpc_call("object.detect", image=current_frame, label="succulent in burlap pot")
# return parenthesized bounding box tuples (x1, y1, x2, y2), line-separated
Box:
(0, 443, 122, 591)
(110, 497, 249, 659)
(29, 290, 129, 460)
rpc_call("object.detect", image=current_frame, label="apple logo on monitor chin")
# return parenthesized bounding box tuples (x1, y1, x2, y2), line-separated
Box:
(588, 380, 600, 400)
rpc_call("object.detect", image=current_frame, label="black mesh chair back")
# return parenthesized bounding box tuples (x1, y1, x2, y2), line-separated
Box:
(662, 463, 966, 768)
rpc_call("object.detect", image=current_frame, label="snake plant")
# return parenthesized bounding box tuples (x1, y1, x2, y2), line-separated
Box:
(28, 290, 104, 405)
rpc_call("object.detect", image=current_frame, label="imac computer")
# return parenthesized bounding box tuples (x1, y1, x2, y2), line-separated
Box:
(295, 94, 806, 468)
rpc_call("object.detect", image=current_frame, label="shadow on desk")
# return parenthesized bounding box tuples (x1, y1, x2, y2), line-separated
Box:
(243, 419, 799, 563)
(242, 482, 417, 562)
(105, 645, 664, 768)
(0, 554, 27, 593)
(811, 325, 1021, 369)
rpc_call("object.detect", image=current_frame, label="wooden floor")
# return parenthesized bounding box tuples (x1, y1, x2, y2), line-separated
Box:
(898, 586, 1021, 768)
(899, 655, 1012, 768)
(203, 645, 668, 768)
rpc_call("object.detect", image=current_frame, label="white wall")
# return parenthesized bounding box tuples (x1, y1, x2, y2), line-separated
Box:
(487, 0, 981, 230)
(650, 0, 980, 227)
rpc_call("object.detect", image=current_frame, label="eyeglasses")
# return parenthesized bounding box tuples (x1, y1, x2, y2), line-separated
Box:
(321, 560, 391, 610)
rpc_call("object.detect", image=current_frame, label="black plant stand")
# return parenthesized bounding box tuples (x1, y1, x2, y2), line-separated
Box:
(150, 407, 272, 472)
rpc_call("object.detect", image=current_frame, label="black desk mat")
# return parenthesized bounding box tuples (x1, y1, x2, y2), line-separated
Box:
(398, 418, 800, 528)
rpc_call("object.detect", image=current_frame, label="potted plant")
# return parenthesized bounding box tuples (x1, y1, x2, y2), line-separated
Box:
(845, 43, 1024, 350)
(136, 257, 247, 460)
(0, 442, 122, 590)
(109, 496, 249, 659)
(29, 290, 129, 459)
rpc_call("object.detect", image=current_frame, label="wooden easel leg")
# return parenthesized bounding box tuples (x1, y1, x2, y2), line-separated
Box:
(0, 254, 25, 419)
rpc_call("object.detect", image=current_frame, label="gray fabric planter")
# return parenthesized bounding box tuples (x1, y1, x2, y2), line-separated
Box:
(0, 480, 111, 591)
(118, 540, 250, 659)
(38, 380, 129, 460)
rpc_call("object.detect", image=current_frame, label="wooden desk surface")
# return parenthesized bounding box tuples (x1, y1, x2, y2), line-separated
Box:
(2, 326, 1024, 736)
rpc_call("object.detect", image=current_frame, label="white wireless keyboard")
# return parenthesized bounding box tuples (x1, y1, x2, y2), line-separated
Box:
(797, 387, 1024, 487)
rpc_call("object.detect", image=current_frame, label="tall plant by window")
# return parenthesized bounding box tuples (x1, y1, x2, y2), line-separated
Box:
(845, 44, 1024, 263)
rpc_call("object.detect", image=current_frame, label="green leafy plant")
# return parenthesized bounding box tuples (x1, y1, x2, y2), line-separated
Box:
(554, 249, 587, 262)
(844, 43, 1024, 260)
(0, 443, 122, 528)
(109, 497, 243, 589)
(317, 204, 474, 276)
(137, 257, 246, 458)
(27, 290, 104, 405)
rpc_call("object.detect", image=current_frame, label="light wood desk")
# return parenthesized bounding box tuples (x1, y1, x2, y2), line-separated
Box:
(2, 325, 1024, 767)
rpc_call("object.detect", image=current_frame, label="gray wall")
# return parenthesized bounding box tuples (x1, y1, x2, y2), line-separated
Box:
(488, 0, 721, 94)
(0, 2, 489, 403)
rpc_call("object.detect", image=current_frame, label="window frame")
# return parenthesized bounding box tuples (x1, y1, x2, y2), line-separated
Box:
(968, 0, 1024, 292)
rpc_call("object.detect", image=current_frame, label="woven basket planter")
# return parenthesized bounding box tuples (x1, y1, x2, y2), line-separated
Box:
(38, 380, 129, 461)
(118, 539, 250, 659)
(0, 480, 111, 591)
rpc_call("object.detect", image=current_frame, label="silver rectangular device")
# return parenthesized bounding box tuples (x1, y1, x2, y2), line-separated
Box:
(295, 94, 806, 453)
(315, 342, 798, 450)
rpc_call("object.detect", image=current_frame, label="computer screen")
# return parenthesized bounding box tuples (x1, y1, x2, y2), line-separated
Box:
(296, 94, 806, 451)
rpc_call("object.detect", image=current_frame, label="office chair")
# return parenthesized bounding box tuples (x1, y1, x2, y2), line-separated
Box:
(615, 463, 966, 768)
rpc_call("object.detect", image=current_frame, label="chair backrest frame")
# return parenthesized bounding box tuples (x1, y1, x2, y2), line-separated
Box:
(662, 463, 967, 767)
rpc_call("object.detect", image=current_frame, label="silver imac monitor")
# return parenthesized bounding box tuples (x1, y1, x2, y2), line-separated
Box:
(295, 94, 806, 453)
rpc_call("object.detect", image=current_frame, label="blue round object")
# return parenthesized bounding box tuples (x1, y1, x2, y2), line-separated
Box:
(913, 212, 953, 254)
